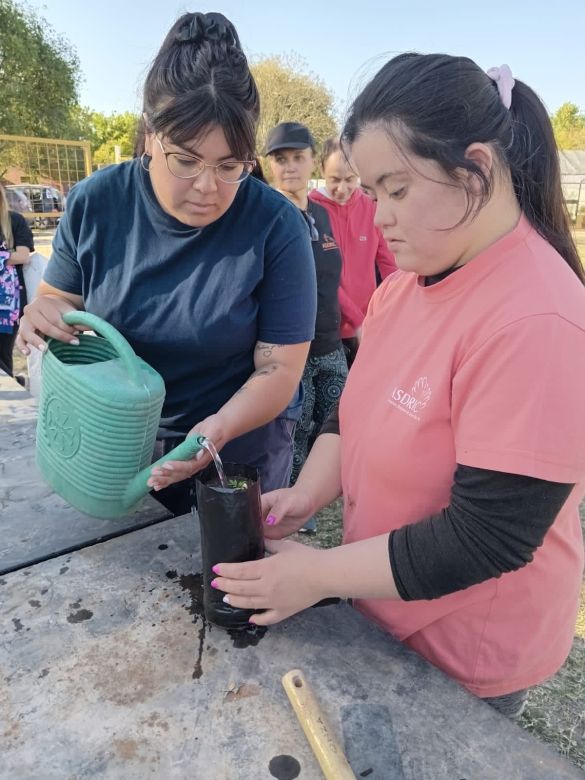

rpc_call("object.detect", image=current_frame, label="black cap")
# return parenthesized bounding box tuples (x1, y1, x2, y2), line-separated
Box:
(264, 122, 315, 155)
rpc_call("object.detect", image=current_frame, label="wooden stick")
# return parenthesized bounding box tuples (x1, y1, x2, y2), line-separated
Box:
(282, 668, 356, 780)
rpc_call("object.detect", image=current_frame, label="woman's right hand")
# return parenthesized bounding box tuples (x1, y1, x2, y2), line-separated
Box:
(16, 295, 82, 354)
(261, 487, 316, 540)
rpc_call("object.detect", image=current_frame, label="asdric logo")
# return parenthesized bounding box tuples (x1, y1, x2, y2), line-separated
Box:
(322, 233, 338, 251)
(388, 376, 432, 421)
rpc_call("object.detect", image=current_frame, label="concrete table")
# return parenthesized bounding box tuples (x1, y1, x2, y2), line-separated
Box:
(0, 374, 171, 575)
(0, 513, 580, 780)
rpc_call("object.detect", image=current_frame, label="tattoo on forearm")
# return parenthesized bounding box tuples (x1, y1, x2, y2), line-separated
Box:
(255, 342, 285, 359)
(251, 365, 278, 379)
(236, 364, 279, 396)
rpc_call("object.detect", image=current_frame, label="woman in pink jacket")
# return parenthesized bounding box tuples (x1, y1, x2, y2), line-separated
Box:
(309, 138, 396, 363)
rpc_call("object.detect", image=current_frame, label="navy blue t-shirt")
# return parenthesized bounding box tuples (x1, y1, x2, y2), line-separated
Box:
(45, 160, 316, 434)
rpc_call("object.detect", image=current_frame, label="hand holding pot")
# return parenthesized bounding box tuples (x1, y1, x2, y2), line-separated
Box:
(262, 487, 316, 539)
(211, 538, 327, 626)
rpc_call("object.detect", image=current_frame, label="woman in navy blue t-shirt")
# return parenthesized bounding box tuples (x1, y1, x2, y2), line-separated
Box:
(16, 13, 316, 515)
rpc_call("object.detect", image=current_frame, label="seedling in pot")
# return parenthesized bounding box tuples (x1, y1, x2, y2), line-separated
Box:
(227, 478, 249, 490)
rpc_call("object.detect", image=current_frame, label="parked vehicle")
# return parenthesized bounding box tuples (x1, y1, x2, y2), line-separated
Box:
(5, 184, 65, 228)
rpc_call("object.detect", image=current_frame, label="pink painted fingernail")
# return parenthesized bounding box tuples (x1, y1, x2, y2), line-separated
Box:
(267, 515, 277, 526)
(212, 565, 220, 575)
(222, 595, 230, 604)
(248, 617, 256, 625)
(211, 579, 219, 589)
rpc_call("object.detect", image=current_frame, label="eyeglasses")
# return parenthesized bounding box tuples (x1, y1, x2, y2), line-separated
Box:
(155, 137, 256, 184)
(301, 210, 319, 242)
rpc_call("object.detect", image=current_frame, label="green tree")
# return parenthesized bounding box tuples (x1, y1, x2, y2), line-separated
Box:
(0, 0, 81, 138)
(67, 104, 96, 143)
(551, 103, 585, 150)
(251, 54, 338, 161)
(66, 108, 139, 166)
(89, 111, 139, 165)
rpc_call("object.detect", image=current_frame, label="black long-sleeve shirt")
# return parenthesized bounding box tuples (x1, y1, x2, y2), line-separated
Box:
(388, 465, 573, 600)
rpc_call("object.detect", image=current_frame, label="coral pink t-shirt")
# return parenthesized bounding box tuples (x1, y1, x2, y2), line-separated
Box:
(340, 216, 585, 697)
(309, 188, 397, 337)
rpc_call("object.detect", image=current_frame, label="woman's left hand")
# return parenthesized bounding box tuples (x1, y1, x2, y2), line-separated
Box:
(211, 539, 328, 626)
(147, 414, 228, 490)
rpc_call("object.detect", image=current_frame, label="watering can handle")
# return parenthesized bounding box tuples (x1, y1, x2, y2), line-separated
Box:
(61, 311, 144, 386)
(123, 434, 207, 509)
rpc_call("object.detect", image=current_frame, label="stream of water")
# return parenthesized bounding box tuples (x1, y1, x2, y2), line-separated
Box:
(199, 437, 228, 487)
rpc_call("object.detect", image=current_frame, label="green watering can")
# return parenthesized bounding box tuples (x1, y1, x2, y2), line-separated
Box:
(36, 311, 205, 519)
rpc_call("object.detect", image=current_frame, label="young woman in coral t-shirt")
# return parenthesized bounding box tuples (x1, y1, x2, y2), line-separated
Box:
(212, 54, 585, 718)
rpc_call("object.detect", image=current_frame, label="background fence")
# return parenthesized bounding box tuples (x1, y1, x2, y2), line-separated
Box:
(560, 150, 585, 223)
(0, 134, 91, 196)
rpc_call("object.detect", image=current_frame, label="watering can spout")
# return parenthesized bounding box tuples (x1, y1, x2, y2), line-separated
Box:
(123, 434, 207, 509)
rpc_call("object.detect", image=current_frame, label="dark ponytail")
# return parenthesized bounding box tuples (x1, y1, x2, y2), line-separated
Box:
(506, 80, 582, 280)
(342, 53, 583, 283)
(142, 12, 259, 161)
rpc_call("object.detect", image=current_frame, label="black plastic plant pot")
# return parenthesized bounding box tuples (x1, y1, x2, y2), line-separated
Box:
(195, 463, 264, 629)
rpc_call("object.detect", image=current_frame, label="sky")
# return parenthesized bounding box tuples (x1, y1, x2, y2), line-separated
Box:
(27, 0, 585, 118)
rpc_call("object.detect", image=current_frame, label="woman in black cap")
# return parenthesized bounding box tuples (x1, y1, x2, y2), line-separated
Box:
(265, 122, 347, 532)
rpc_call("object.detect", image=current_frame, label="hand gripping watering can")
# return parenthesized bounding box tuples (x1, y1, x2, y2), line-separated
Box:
(36, 311, 205, 519)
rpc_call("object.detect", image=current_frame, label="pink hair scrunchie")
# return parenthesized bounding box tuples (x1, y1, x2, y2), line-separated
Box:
(486, 64, 515, 109)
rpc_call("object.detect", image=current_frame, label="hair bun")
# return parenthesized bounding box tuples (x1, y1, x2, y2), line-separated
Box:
(175, 12, 240, 49)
